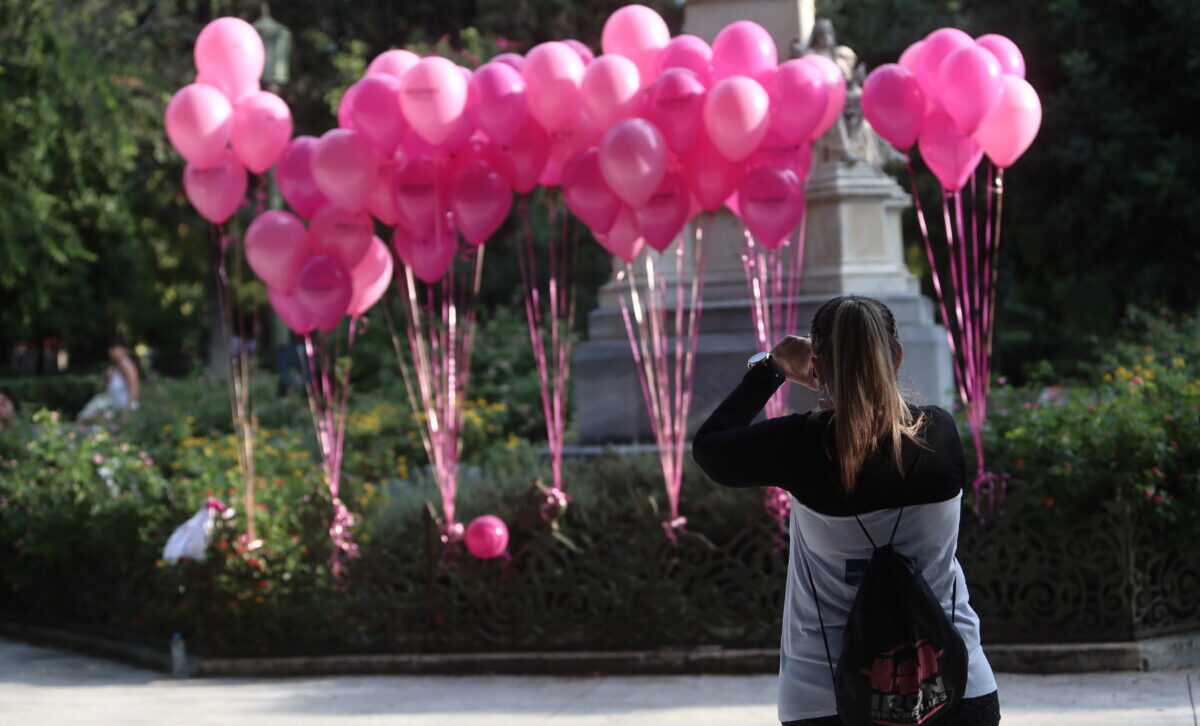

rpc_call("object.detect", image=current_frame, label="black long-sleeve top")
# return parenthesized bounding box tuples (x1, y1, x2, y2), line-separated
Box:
(692, 361, 965, 517)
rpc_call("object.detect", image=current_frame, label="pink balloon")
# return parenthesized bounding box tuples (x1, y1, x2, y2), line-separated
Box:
(599, 118, 668, 208)
(974, 75, 1041, 168)
(399, 128, 436, 159)
(899, 41, 925, 74)
(184, 150, 247, 224)
(711, 21, 777, 82)
(401, 57, 469, 146)
(268, 287, 315, 336)
(195, 68, 258, 106)
(277, 137, 327, 218)
(646, 68, 707, 156)
(294, 254, 353, 332)
(601, 4, 671, 82)
(393, 155, 447, 237)
(657, 35, 713, 86)
(337, 82, 360, 131)
(596, 205, 645, 263)
(770, 59, 828, 144)
(495, 117, 550, 194)
(976, 34, 1026, 79)
(739, 166, 803, 249)
(918, 108, 984, 192)
(914, 28, 974, 103)
(684, 135, 744, 211)
(492, 53, 525, 72)
(522, 42, 586, 133)
(193, 17, 263, 104)
(245, 210, 311, 291)
(545, 111, 604, 187)
(637, 171, 690, 251)
(563, 39, 595, 67)
(311, 129, 377, 212)
(471, 63, 529, 146)
(230, 91, 292, 174)
(393, 217, 458, 284)
(862, 64, 926, 150)
(750, 129, 812, 182)
(367, 159, 401, 226)
(349, 74, 408, 155)
(561, 148, 622, 232)
(581, 55, 642, 128)
(310, 203, 374, 269)
(703, 76, 771, 162)
(446, 135, 509, 190)
(367, 49, 420, 80)
(451, 162, 512, 245)
(165, 83, 233, 168)
(937, 44, 1004, 135)
(346, 236, 393, 318)
(799, 55, 846, 140)
(465, 515, 509, 559)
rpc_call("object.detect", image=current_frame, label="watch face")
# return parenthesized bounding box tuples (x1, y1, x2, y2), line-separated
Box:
(748, 351, 769, 366)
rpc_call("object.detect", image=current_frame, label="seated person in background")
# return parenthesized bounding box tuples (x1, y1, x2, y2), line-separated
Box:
(77, 336, 140, 423)
(0, 389, 15, 429)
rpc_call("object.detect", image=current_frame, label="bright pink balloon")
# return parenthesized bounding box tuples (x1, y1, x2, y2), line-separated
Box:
(750, 129, 812, 182)
(770, 59, 828, 144)
(914, 28, 974, 102)
(346, 236, 393, 318)
(393, 217, 458, 284)
(599, 118, 668, 208)
(245, 210, 311, 291)
(545, 111, 604, 186)
(918, 108, 984, 192)
(596, 205, 645, 263)
(684, 135, 744, 211)
(451, 162, 512, 245)
(277, 137, 327, 218)
(184, 151, 246, 224)
(268, 287, 315, 336)
(522, 42, 586, 133)
(193, 17, 263, 104)
(437, 68, 479, 153)
(471, 63, 529, 145)
(899, 41, 925, 74)
(349, 74, 408, 155)
(974, 75, 1041, 168)
(561, 148, 622, 232)
(739, 166, 803, 249)
(294, 254, 353, 332)
(937, 44, 1004, 135)
(492, 53, 525, 72)
(637, 171, 690, 251)
(337, 83, 360, 130)
(195, 68, 258, 106)
(393, 155, 447, 236)
(465, 515, 509, 559)
(862, 64, 926, 150)
(367, 49, 420, 80)
(401, 57, 469, 146)
(976, 34, 1026, 79)
(711, 21, 776, 82)
(646, 68, 707, 156)
(311, 129, 377, 212)
(446, 136, 509, 189)
(310, 203, 374, 269)
(399, 128, 436, 159)
(657, 34, 713, 86)
(230, 91, 292, 174)
(563, 39, 595, 66)
(581, 55, 642, 128)
(367, 160, 401, 226)
(495, 117, 551, 194)
(703, 76, 771, 162)
(799, 55, 846, 140)
(601, 4, 670, 82)
(165, 83, 233, 168)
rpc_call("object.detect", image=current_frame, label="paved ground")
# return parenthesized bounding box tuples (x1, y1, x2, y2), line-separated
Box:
(1, 638, 1196, 725)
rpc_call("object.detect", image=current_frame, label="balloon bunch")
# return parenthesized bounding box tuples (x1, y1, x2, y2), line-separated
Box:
(862, 28, 1042, 515)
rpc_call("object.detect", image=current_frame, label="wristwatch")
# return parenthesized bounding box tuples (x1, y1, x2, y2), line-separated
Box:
(747, 351, 773, 369)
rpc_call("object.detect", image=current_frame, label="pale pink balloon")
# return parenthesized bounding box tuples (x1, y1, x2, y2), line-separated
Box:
(294, 253, 353, 332)
(561, 148, 622, 232)
(973, 75, 1041, 168)
(492, 53, 525, 72)
(195, 68, 258, 106)
(657, 34, 713, 87)
(494, 117, 550, 194)
(451, 161, 512, 245)
(471, 63, 529, 145)
(277, 136, 327, 218)
(899, 41, 925, 74)
(581, 55, 642, 128)
(349, 74, 407, 155)
(914, 28, 974, 102)
(684, 135, 744, 211)
(401, 57, 469, 146)
(245, 210, 311, 291)
(311, 129, 377, 212)
(546, 111, 604, 183)
(703, 76, 771, 162)
(367, 159, 402, 226)
(337, 83, 360, 130)
(601, 4, 671, 82)
(465, 515, 509, 559)
(193, 17, 264, 104)
(637, 171, 690, 251)
(599, 118, 668, 208)
(522, 42, 586, 133)
(646, 69, 707, 156)
(862, 64, 926, 150)
(596, 205, 645, 263)
(184, 150, 247, 224)
(436, 66, 479, 153)
(399, 128, 436, 159)
(346, 236, 394, 318)
(230, 91, 292, 173)
(770, 59, 828, 144)
(165, 83, 233, 168)
(563, 39, 595, 66)
(750, 128, 813, 182)
(393, 217, 458, 284)
(976, 34, 1026, 79)
(310, 203, 374, 269)
(739, 166, 803, 250)
(268, 287, 315, 336)
(799, 55, 846, 140)
(393, 155, 446, 237)
(367, 49, 420, 80)
(711, 21, 777, 82)
(918, 108, 984, 192)
(937, 44, 1004, 135)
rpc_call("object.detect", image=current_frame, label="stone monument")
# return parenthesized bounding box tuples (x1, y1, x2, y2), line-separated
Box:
(573, 0, 953, 444)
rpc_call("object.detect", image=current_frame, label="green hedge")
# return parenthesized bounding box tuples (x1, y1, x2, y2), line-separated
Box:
(0, 373, 99, 417)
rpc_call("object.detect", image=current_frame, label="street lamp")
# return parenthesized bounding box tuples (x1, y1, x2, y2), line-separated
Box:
(254, 3, 291, 86)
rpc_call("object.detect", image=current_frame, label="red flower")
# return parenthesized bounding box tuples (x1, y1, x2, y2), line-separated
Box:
(1087, 405, 1097, 413)
(1014, 459, 1025, 470)
(1152, 466, 1163, 477)
(1169, 441, 1179, 449)
(1132, 376, 1144, 385)
(1154, 494, 1163, 504)
(1042, 497, 1055, 507)
(1144, 488, 1155, 500)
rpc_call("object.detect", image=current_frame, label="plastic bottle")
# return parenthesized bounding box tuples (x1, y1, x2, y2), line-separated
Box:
(170, 632, 188, 677)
